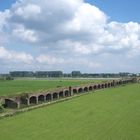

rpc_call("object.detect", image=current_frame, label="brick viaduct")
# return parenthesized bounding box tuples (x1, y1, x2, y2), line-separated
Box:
(0, 79, 137, 109)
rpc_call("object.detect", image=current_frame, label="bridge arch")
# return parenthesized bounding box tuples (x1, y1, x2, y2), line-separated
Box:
(93, 85, 97, 90)
(101, 84, 105, 88)
(89, 86, 93, 91)
(38, 94, 45, 102)
(73, 89, 77, 94)
(78, 88, 83, 93)
(84, 87, 88, 92)
(104, 83, 108, 88)
(53, 92, 58, 100)
(4, 99, 18, 108)
(64, 90, 69, 97)
(108, 83, 111, 87)
(119, 81, 122, 85)
(97, 84, 101, 89)
(59, 91, 64, 98)
(29, 96, 38, 104)
(46, 93, 52, 101)
(116, 82, 119, 85)
(20, 97, 28, 105)
(111, 82, 114, 86)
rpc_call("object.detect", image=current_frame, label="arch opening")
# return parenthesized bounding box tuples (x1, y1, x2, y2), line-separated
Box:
(108, 83, 111, 87)
(38, 95, 45, 102)
(83, 87, 88, 92)
(119, 81, 122, 85)
(59, 91, 64, 98)
(73, 89, 77, 94)
(105, 83, 108, 88)
(30, 96, 37, 104)
(94, 85, 97, 90)
(97, 84, 101, 89)
(116, 82, 119, 85)
(89, 86, 92, 91)
(20, 97, 28, 105)
(46, 94, 52, 101)
(111, 82, 114, 86)
(78, 88, 83, 93)
(4, 99, 18, 108)
(101, 84, 105, 88)
(53, 92, 58, 100)
(65, 90, 69, 97)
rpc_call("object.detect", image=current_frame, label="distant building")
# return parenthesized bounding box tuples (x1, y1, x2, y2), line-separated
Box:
(10, 71, 34, 77)
(35, 71, 63, 77)
(71, 71, 81, 77)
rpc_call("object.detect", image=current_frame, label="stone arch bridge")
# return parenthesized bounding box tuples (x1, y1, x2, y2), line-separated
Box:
(0, 79, 136, 109)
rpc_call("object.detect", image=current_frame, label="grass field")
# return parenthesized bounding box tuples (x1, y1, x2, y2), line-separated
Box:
(0, 78, 103, 96)
(0, 83, 139, 140)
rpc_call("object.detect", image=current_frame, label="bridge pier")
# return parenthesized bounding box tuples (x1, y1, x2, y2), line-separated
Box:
(27, 98, 30, 106)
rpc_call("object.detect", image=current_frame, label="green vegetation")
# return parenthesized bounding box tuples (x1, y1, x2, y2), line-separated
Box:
(0, 105, 4, 113)
(0, 75, 14, 81)
(0, 84, 139, 140)
(0, 78, 103, 96)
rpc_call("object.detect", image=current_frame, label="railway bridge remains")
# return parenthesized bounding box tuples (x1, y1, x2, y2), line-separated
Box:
(0, 78, 136, 109)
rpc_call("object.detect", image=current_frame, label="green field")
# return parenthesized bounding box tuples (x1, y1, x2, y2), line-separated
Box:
(0, 78, 103, 96)
(0, 83, 139, 140)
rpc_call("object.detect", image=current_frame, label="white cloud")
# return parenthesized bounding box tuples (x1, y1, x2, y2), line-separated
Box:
(12, 24, 39, 43)
(64, 3, 107, 33)
(37, 54, 100, 66)
(15, 4, 41, 20)
(0, 0, 140, 72)
(7, 0, 140, 57)
(0, 46, 11, 59)
(0, 46, 33, 64)
(0, 10, 10, 31)
(36, 54, 64, 64)
(0, 10, 11, 46)
(70, 58, 102, 69)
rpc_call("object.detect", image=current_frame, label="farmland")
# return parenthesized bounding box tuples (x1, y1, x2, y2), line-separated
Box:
(0, 83, 139, 140)
(0, 78, 104, 96)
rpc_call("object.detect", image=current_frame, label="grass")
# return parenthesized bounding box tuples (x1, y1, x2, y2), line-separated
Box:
(0, 83, 140, 140)
(0, 78, 103, 96)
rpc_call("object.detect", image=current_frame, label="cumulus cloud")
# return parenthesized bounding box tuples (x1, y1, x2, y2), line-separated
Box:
(15, 4, 41, 20)
(0, 10, 11, 45)
(7, 0, 140, 56)
(64, 3, 107, 33)
(0, 10, 10, 30)
(36, 54, 64, 64)
(12, 24, 39, 43)
(0, 0, 140, 72)
(36, 54, 102, 72)
(0, 46, 33, 64)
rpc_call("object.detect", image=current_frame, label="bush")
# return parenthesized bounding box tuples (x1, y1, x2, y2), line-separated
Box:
(5, 76, 14, 80)
(0, 76, 14, 81)
(0, 106, 4, 113)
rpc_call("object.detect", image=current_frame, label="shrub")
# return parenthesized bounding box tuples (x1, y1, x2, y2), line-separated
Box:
(0, 105, 4, 113)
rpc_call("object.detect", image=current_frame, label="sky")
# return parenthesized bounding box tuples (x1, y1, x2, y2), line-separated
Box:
(0, 0, 140, 73)
(86, 0, 140, 22)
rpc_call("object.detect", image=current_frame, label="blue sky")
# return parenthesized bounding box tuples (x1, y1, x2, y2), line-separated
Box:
(0, 0, 140, 73)
(87, 0, 140, 22)
(0, 0, 16, 10)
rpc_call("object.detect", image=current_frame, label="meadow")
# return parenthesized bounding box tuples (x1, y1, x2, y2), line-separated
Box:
(0, 78, 103, 96)
(0, 83, 139, 140)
